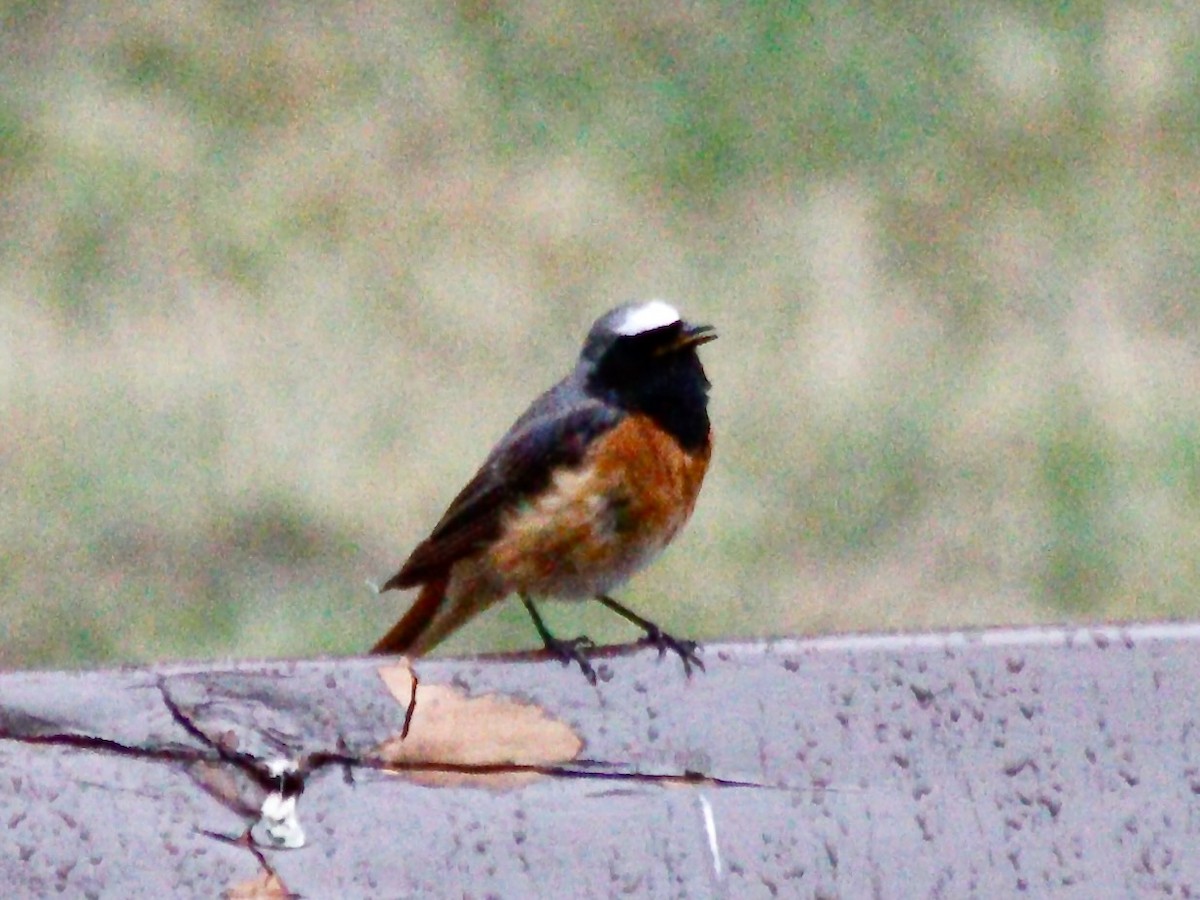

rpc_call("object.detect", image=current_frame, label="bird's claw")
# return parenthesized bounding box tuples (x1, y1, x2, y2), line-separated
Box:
(542, 634, 599, 685)
(637, 627, 704, 678)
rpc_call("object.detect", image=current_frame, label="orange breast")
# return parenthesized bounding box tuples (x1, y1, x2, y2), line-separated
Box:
(486, 414, 711, 599)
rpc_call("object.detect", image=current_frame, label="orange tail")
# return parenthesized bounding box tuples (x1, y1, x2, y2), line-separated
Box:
(371, 577, 449, 656)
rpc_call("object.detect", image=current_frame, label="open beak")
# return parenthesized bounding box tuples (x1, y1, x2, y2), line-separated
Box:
(677, 322, 717, 349)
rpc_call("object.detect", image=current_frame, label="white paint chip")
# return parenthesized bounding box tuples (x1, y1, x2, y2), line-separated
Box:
(251, 757, 306, 849)
(614, 299, 680, 336)
(266, 757, 299, 778)
(253, 792, 306, 849)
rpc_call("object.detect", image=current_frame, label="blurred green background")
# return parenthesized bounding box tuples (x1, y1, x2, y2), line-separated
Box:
(2, 2, 1198, 670)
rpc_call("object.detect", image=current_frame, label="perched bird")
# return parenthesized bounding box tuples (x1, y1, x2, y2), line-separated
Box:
(371, 300, 716, 683)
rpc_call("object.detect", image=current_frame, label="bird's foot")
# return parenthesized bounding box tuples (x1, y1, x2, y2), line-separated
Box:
(522, 594, 599, 684)
(542, 634, 598, 685)
(637, 626, 704, 678)
(592, 594, 704, 679)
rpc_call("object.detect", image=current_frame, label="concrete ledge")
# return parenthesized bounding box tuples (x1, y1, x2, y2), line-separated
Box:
(2, 624, 1198, 897)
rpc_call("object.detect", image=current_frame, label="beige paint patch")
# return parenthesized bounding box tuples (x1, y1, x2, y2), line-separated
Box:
(224, 871, 290, 899)
(376, 663, 583, 789)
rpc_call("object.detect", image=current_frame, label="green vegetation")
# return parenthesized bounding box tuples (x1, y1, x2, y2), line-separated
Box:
(2, 2, 1198, 668)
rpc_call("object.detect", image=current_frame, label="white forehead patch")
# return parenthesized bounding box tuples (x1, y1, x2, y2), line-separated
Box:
(614, 299, 681, 336)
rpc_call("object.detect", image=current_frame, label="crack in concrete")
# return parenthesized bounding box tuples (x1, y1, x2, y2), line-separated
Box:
(200, 827, 297, 898)
(0, 736, 766, 789)
(154, 675, 317, 800)
(0, 730, 214, 765)
(0, 727, 778, 792)
(400, 669, 419, 739)
(0, 687, 774, 791)
(0, 666, 782, 893)
(156, 676, 289, 789)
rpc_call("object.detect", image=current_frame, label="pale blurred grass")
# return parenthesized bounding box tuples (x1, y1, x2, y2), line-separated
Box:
(2, 2, 1199, 669)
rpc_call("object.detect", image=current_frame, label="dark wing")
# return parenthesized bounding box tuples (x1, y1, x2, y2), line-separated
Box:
(382, 387, 621, 590)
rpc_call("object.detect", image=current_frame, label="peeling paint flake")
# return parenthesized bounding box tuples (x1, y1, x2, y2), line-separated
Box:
(376, 663, 583, 788)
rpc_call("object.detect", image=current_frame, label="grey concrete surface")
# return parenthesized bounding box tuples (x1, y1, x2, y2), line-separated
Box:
(2, 625, 1198, 897)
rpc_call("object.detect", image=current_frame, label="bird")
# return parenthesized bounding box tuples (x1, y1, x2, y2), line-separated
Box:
(370, 299, 716, 683)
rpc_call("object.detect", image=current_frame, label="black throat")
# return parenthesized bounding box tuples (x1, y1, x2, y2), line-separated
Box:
(586, 351, 712, 453)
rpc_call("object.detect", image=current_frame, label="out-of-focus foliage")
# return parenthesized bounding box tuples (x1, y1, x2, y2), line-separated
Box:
(2, 2, 1198, 668)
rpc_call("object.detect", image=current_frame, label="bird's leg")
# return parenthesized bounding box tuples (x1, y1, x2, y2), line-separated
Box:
(520, 594, 597, 685)
(593, 594, 704, 677)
